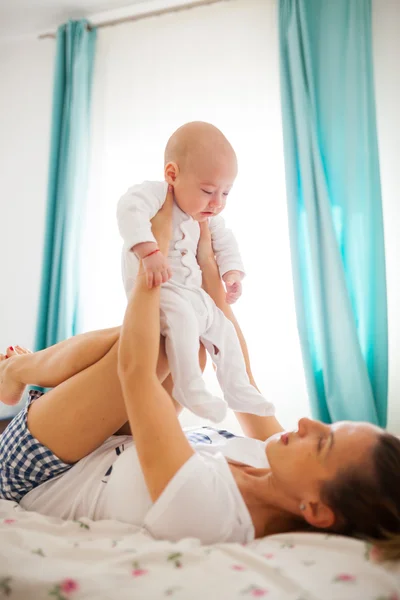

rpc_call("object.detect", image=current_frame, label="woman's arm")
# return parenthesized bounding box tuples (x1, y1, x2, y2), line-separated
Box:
(118, 186, 194, 502)
(198, 223, 284, 441)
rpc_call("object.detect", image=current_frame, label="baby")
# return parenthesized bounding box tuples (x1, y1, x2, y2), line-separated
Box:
(117, 121, 274, 422)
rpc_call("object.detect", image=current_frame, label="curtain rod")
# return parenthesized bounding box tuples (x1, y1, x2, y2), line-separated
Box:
(38, 0, 231, 39)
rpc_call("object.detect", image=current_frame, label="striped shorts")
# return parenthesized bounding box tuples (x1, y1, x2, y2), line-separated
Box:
(0, 390, 73, 502)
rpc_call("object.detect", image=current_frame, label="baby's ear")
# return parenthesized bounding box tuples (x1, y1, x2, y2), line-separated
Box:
(164, 161, 179, 184)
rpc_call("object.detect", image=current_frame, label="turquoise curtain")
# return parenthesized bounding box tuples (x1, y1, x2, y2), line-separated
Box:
(279, 0, 388, 425)
(36, 20, 96, 350)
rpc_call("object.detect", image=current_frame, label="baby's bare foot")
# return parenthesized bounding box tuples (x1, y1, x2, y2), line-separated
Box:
(0, 346, 29, 405)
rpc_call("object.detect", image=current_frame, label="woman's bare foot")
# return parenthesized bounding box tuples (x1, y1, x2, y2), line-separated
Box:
(0, 346, 32, 405)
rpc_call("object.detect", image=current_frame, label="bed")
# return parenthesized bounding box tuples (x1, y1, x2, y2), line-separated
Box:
(1, 499, 399, 600)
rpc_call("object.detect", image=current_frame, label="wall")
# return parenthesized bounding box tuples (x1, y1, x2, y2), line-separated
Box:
(373, 0, 400, 433)
(0, 37, 54, 417)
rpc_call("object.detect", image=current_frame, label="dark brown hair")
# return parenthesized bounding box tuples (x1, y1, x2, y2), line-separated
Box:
(320, 432, 400, 561)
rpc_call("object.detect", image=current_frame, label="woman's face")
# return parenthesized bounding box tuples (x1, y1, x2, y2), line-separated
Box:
(266, 418, 382, 508)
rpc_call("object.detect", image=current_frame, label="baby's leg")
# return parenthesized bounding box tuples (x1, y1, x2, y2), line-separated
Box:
(161, 286, 227, 423)
(201, 306, 275, 416)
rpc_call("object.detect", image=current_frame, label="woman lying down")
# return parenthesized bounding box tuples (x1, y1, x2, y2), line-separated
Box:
(0, 188, 399, 561)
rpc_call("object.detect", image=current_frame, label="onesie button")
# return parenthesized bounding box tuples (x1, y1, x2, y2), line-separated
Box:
(181, 250, 187, 256)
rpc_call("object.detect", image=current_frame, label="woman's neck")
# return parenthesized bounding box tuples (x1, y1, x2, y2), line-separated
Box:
(229, 464, 301, 538)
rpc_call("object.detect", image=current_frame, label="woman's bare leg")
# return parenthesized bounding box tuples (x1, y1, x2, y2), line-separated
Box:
(24, 335, 172, 464)
(4, 338, 205, 435)
(1, 333, 206, 463)
(0, 327, 120, 405)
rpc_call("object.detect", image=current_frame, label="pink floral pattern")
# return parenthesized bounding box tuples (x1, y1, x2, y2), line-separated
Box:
(1, 506, 398, 600)
(334, 573, 357, 583)
(132, 568, 148, 577)
(49, 578, 79, 599)
(241, 585, 269, 596)
(60, 579, 79, 594)
(132, 560, 148, 577)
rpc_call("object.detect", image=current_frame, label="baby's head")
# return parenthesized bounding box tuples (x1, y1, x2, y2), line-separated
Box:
(164, 122, 237, 221)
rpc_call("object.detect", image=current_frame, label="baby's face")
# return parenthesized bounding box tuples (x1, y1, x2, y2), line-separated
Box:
(172, 157, 237, 222)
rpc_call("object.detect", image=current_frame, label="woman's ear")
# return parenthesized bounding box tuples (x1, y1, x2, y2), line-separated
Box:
(301, 499, 335, 529)
(165, 161, 179, 184)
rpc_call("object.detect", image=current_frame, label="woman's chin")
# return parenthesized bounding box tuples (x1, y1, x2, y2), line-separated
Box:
(265, 431, 284, 446)
(264, 431, 282, 462)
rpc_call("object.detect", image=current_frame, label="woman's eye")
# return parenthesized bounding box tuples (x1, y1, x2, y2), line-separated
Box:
(317, 436, 325, 452)
(201, 190, 212, 195)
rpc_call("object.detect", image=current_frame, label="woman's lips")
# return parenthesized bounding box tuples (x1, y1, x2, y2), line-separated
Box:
(280, 433, 289, 445)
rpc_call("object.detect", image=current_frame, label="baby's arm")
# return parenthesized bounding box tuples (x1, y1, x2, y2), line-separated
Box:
(117, 182, 172, 288)
(208, 215, 245, 304)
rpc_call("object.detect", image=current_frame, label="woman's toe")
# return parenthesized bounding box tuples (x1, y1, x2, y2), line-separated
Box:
(15, 345, 31, 355)
(5, 346, 17, 358)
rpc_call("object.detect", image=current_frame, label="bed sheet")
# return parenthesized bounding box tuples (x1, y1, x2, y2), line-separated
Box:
(1, 499, 399, 600)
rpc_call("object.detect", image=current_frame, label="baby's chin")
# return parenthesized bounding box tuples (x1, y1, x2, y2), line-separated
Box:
(194, 212, 214, 222)
(192, 214, 208, 222)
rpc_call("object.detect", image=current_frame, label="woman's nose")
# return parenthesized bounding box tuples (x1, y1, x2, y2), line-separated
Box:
(297, 417, 310, 436)
(297, 417, 326, 437)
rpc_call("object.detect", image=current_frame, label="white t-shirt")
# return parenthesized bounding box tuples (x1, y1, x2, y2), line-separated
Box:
(21, 428, 275, 545)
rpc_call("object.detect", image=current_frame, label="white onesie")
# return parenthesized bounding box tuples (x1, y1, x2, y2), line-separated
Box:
(117, 181, 274, 422)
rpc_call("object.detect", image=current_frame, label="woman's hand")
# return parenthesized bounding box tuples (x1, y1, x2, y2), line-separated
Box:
(150, 184, 174, 255)
(197, 221, 215, 268)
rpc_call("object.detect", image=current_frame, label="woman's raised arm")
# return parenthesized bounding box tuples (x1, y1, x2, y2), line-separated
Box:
(118, 185, 194, 502)
(197, 222, 284, 441)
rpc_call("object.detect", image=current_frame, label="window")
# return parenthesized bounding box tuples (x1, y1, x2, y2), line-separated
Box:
(80, 0, 309, 432)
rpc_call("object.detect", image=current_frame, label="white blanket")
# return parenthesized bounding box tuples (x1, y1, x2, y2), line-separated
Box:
(1, 499, 399, 599)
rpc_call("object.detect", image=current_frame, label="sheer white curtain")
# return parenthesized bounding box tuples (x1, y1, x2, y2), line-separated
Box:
(80, 0, 309, 432)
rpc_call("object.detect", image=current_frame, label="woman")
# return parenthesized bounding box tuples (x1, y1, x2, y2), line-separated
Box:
(1, 187, 400, 560)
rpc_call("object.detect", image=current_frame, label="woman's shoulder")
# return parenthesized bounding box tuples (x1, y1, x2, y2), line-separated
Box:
(143, 451, 255, 544)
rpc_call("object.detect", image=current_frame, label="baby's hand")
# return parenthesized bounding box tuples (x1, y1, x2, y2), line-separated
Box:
(142, 250, 172, 288)
(222, 270, 243, 304)
(132, 241, 172, 288)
